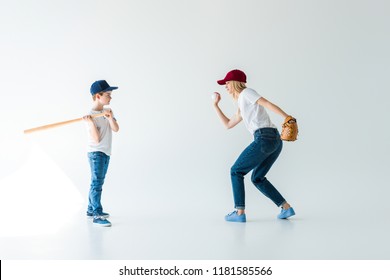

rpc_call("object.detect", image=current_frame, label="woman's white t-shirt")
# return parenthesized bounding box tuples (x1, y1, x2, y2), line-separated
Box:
(237, 88, 276, 134)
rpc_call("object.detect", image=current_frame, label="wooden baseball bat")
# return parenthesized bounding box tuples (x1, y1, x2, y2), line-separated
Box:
(23, 112, 106, 134)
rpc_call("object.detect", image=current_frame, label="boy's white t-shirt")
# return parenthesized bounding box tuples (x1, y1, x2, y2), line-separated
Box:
(238, 88, 276, 134)
(86, 110, 112, 156)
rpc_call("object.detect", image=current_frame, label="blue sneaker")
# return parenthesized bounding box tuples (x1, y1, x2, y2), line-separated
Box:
(277, 207, 295, 219)
(87, 212, 109, 219)
(225, 211, 246, 223)
(93, 217, 112, 227)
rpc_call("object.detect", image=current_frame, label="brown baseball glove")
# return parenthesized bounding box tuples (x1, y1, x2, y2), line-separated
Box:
(281, 116, 298, 141)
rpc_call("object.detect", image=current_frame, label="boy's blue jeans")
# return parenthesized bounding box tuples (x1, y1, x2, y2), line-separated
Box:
(230, 128, 286, 210)
(87, 151, 110, 216)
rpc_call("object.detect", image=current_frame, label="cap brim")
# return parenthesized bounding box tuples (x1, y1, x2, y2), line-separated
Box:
(102, 86, 118, 92)
(217, 80, 226, 85)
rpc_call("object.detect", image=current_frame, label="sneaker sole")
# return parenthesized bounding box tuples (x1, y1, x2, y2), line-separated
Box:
(87, 214, 110, 219)
(225, 217, 246, 223)
(93, 223, 112, 227)
(278, 215, 294, 219)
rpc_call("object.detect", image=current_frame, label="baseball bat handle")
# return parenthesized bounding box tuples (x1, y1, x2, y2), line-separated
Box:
(23, 112, 106, 134)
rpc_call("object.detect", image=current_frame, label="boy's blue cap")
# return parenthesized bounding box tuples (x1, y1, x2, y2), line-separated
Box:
(90, 80, 118, 95)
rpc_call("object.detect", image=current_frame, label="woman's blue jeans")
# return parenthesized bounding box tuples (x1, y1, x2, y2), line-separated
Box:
(87, 151, 110, 215)
(230, 128, 286, 209)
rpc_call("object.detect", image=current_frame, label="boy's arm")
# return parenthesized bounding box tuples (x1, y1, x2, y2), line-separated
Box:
(83, 115, 100, 143)
(104, 109, 119, 132)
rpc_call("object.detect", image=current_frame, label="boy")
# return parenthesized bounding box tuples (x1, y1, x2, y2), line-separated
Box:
(83, 80, 119, 227)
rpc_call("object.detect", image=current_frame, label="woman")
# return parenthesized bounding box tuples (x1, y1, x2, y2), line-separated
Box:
(213, 69, 295, 222)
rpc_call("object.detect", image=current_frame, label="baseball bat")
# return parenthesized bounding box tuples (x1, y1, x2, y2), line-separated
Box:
(23, 112, 106, 134)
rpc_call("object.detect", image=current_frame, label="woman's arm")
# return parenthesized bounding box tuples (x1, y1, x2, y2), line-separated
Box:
(213, 92, 242, 129)
(257, 97, 289, 118)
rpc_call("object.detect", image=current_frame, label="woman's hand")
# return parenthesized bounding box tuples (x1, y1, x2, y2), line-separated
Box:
(213, 92, 221, 106)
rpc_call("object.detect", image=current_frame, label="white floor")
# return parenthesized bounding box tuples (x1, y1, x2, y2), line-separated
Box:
(2, 145, 389, 259)
(1, 205, 389, 260)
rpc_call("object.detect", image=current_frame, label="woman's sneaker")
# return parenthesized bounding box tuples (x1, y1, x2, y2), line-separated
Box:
(93, 216, 112, 227)
(225, 210, 246, 223)
(277, 207, 295, 219)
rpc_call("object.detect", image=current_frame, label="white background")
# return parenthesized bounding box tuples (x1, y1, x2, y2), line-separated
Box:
(0, 0, 389, 261)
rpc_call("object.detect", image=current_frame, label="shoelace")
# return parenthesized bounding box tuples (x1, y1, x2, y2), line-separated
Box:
(227, 211, 238, 216)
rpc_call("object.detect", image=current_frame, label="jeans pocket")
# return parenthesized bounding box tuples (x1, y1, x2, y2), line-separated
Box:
(260, 135, 278, 154)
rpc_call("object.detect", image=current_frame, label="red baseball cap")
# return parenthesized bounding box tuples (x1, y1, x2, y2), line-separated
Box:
(217, 69, 247, 85)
